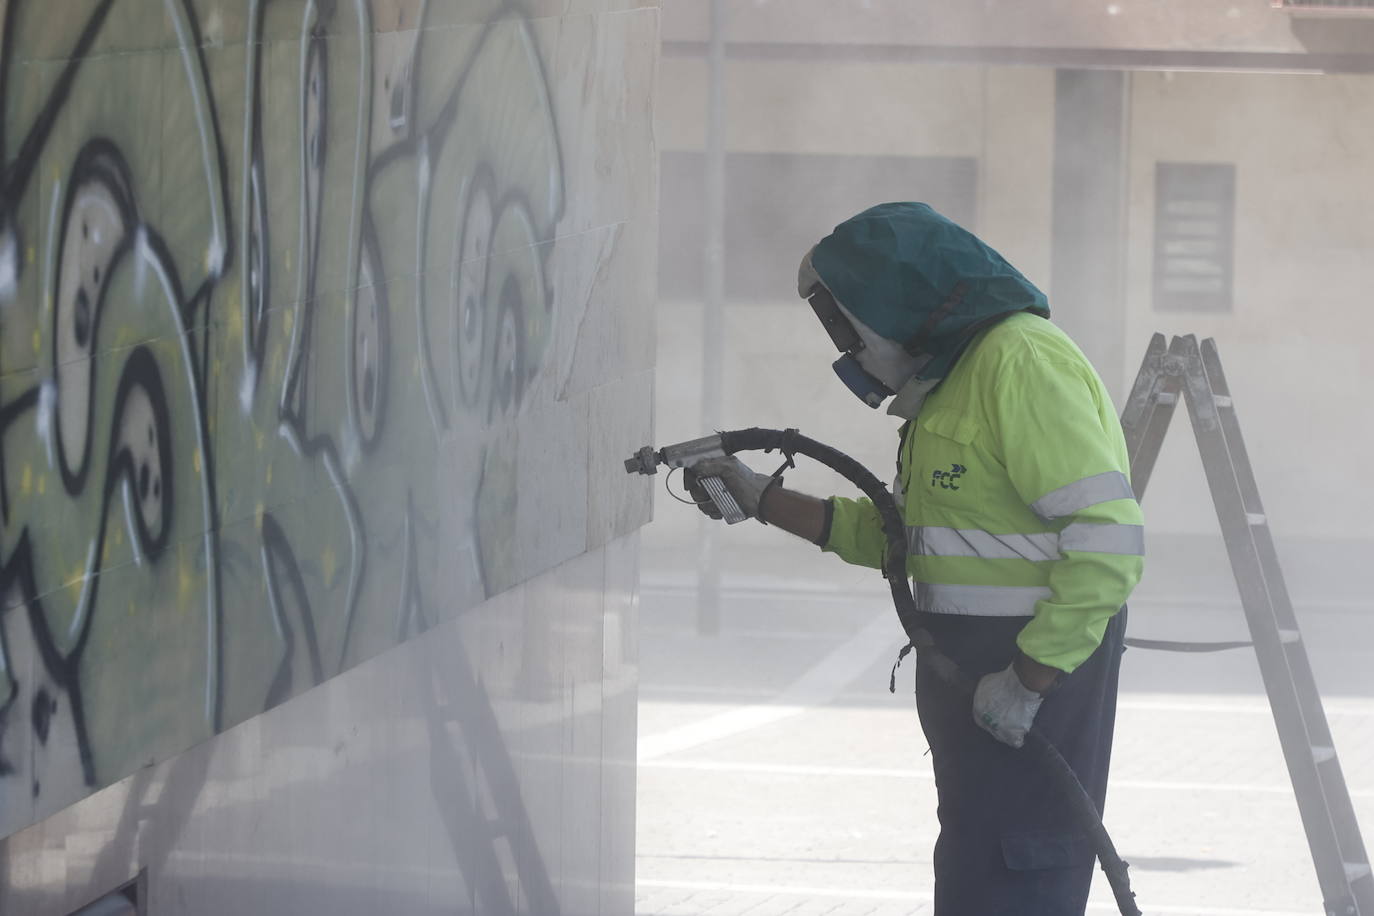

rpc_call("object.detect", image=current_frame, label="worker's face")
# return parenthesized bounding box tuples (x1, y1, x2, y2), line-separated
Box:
(806, 285, 922, 408)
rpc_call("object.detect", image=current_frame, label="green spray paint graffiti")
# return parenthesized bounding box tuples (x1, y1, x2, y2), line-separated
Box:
(0, 0, 564, 836)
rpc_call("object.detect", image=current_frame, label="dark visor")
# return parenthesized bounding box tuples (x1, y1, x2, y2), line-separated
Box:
(806, 287, 863, 354)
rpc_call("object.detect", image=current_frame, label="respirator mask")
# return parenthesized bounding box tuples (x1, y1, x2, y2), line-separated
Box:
(796, 245, 924, 410)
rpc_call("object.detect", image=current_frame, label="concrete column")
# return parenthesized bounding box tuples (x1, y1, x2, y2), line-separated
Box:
(1051, 69, 1130, 397)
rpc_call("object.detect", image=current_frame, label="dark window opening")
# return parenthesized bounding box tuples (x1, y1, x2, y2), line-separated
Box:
(1152, 162, 1236, 313)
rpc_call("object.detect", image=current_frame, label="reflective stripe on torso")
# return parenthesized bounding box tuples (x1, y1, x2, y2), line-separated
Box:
(895, 313, 1141, 616)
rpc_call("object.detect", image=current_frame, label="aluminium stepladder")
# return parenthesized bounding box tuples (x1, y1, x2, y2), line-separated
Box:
(1121, 333, 1373, 916)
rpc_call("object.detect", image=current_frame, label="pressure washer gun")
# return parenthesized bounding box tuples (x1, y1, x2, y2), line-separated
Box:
(623, 434, 749, 524)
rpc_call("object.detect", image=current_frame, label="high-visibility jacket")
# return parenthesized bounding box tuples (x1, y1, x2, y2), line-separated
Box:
(823, 312, 1144, 673)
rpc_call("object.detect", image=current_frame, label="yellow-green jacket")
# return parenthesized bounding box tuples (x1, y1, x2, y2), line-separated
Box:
(823, 312, 1144, 672)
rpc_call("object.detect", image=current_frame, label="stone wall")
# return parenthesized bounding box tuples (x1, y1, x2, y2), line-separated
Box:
(0, 0, 656, 912)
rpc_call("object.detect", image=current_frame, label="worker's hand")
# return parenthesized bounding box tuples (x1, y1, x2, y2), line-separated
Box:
(972, 661, 1047, 748)
(684, 456, 780, 522)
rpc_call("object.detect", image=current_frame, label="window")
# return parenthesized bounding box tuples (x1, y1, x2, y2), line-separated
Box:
(1152, 162, 1236, 313)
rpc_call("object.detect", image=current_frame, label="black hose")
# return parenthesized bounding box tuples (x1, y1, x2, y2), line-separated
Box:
(717, 426, 1141, 916)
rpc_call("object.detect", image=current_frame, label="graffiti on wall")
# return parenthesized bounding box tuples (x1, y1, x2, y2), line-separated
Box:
(0, 0, 565, 834)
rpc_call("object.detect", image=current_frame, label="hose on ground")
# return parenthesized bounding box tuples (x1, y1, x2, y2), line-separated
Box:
(717, 426, 1141, 916)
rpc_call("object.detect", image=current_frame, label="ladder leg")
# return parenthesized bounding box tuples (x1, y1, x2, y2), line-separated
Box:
(1119, 333, 1181, 501)
(1177, 334, 1372, 916)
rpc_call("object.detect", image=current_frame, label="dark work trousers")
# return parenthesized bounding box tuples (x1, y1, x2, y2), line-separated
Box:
(913, 608, 1127, 916)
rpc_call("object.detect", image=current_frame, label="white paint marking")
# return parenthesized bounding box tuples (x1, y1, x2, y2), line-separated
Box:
(239, 369, 256, 415)
(639, 758, 1374, 800)
(0, 224, 18, 304)
(65, 540, 100, 645)
(634, 878, 1320, 915)
(262, 540, 286, 644)
(241, 0, 270, 390)
(203, 8, 223, 46)
(638, 611, 903, 762)
(165, 0, 226, 277)
(340, 0, 372, 449)
(279, 1, 318, 418)
(280, 420, 362, 674)
(36, 378, 57, 468)
(637, 878, 931, 906)
(133, 227, 148, 303)
(1117, 695, 1374, 717)
(414, 138, 446, 436)
(121, 479, 145, 568)
(141, 241, 219, 728)
(515, 22, 564, 220)
(41, 179, 61, 323)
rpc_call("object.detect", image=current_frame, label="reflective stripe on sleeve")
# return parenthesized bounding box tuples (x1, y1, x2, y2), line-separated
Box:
(1031, 471, 1135, 521)
(908, 526, 1059, 562)
(914, 582, 1051, 617)
(1059, 522, 1145, 556)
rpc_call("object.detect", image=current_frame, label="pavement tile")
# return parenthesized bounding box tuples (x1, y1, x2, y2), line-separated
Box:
(637, 580, 1368, 916)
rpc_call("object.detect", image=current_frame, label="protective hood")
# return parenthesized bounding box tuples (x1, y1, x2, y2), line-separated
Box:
(801, 202, 1049, 385)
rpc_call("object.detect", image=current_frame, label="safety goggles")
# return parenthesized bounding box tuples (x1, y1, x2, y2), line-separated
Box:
(806, 285, 895, 408)
(806, 286, 863, 355)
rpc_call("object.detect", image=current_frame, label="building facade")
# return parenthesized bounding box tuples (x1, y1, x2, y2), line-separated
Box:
(651, 0, 1374, 616)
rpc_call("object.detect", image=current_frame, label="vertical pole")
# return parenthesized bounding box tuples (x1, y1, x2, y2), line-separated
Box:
(697, 0, 726, 636)
(1051, 70, 1130, 399)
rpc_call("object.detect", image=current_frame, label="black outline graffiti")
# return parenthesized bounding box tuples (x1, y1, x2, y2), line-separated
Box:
(0, 16, 569, 910)
(50, 139, 137, 497)
(103, 345, 176, 562)
(260, 514, 324, 711)
(351, 212, 391, 450)
(2, 342, 177, 793)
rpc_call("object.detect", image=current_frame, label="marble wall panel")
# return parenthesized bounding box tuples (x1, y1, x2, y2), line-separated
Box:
(0, 4, 656, 912)
(0, 534, 641, 915)
(599, 530, 640, 915)
(551, 9, 660, 238)
(587, 369, 654, 546)
(559, 217, 659, 401)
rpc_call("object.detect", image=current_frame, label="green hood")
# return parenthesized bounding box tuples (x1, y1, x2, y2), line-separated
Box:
(810, 202, 1049, 381)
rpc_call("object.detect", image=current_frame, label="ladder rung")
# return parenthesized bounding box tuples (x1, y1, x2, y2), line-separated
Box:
(1126, 335, 1370, 911)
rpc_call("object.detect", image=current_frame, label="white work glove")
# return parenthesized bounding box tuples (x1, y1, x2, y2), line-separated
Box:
(684, 456, 779, 522)
(972, 663, 1044, 748)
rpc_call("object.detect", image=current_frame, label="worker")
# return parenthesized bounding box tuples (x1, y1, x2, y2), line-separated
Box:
(685, 202, 1144, 914)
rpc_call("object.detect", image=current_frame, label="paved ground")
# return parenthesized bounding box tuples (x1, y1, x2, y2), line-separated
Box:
(633, 570, 1374, 916)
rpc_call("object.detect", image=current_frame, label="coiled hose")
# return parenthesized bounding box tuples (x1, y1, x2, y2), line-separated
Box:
(717, 427, 1141, 916)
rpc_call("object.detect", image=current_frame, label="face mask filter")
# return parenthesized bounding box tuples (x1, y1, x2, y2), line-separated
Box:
(832, 353, 894, 409)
